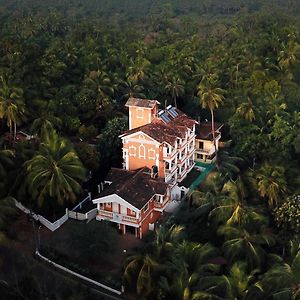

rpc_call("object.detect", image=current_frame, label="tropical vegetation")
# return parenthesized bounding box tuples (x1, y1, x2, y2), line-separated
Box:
(0, 0, 299, 298)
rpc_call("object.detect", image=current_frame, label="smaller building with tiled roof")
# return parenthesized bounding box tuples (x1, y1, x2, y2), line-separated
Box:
(93, 167, 170, 238)
(195, 121, 223, 163)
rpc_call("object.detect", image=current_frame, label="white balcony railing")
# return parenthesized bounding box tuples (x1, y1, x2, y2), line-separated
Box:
(98, 209, 138, 225)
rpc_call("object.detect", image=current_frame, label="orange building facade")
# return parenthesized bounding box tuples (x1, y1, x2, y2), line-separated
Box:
(121, 98, 197, 185)
(93, 98, 197, 238)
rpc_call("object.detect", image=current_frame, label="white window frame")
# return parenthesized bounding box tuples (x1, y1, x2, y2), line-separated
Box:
(139, 144, 146, 159)
(129, 145, 136, 157)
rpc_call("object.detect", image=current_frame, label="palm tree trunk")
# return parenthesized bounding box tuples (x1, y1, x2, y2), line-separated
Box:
(13, 122, 17, 143)
(210, 108, 218, 164)
(174, 95, 177, 108)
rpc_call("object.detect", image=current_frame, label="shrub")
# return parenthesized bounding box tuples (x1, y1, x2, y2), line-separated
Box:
(274, 195, 300, 237)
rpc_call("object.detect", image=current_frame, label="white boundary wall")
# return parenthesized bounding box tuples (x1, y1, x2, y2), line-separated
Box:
(68, 208, 97, 221)
(15, 200, 69, 231)
(35, 250, 122, 296)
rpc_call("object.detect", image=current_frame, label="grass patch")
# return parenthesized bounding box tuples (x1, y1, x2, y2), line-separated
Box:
(42, 220, 122, 289)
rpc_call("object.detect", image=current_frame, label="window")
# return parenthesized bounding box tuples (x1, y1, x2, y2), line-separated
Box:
(128, 209, 136, 216)
(148, 148, 156, 160)
(137, 108, 143, 119)
(106, 202, 112, 207)
(129, 145, 136, 156)
(199, 141, 204, 149)
(139, 144, 145, 159)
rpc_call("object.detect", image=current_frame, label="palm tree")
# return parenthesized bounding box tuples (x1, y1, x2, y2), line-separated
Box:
(30, 100, 62, 135)
(159, 241, 222, 300)
(123, 253, 161, 298)
(262, 240, 300, 300)
(123, 225, 184, 298)
(25, 129, 86, 206)
(223, 262, 263, 300)
(278, 41, 300, 71)
(216, 150, 243, 180)
(126, 57, 150, 83)
(152, 224, 184, 258)
(236, 97, 256, 122)
(119, 79, 145, 101)
(197, 75, 225, 162)
(165, 76, 185, 108)
(209, 177, 265, 227)
(255, 163, 288, 208)
(218, 225, 275, 268)
(84, 70, 114, 110)
(0, 75, 25, 142)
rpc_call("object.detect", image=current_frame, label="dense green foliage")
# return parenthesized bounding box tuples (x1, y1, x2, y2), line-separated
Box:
(0, 0, 299, 299)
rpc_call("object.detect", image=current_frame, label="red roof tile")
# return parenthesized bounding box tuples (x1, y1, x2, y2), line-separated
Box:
(121, 107, 197, 146)
(99, 167, 168, 210)
(196, 122, 223, 140)
(125, 97, 159, 108)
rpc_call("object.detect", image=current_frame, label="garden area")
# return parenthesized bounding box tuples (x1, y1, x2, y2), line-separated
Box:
(40, 220, 144, 290)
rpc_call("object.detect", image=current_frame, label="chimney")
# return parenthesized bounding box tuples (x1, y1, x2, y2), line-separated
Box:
(151, 165, 158, 178)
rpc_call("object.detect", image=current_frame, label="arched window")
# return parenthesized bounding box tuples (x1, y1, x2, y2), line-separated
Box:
(139, 144, 145, 159)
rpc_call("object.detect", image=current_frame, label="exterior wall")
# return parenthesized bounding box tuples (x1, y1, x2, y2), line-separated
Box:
(195, 139, 214, 152)
(139, 197, 161, 238)
(128, 106, 157, 130)
(140, 210, 161, 238)
(194, 132, 221, 163)
(123, 132, 161, 172)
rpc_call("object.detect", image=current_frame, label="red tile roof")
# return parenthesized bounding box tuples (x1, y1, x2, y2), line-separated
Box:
(196, 122, 223, 140)
(99, 167, 168, 210)
(125, 97, 159, 108)
(121, 108, 197, 146)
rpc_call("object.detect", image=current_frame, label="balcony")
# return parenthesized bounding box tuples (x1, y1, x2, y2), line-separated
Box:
(187, 133, 196, 141)
(163, 148, 177, 160)
(177, 152, 188, 164)
(154, 197, 170, 211)
(196, 147, 214, 155)
(178, 139, 188, 150)
(97, 209, 139, 226)
(177, 163, 195, 182)
(187, 147, 195, 156)
(165, 164, 177, 176)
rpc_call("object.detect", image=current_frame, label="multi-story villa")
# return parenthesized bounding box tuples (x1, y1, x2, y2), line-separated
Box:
(93, 98, 197, 238)
(194, 121, 223, 164)
(121, 98, 197, 185)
